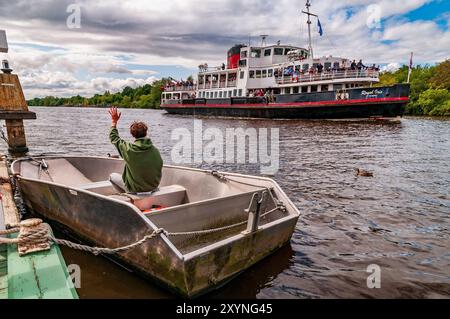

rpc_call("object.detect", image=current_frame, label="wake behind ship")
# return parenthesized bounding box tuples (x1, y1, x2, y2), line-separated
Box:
(161, 1, 410, 120)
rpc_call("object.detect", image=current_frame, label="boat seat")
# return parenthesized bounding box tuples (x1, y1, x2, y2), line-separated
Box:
(110, 185, 188, 211)
(78, 181, 115, 196)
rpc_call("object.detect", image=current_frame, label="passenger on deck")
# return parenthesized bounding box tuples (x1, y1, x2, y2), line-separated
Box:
(357, 60, 366, 70)
(317, 63, 324, 74)
(108, 107, 163, 194)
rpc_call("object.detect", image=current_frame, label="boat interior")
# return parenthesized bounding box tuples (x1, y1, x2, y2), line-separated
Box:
(14, 157, 293, 254)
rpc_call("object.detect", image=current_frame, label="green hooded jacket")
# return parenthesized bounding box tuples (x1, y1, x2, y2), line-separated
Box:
(110, 127, 163, 193)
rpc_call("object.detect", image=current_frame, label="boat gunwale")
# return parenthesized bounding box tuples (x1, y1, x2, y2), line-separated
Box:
(12, 155, 300, 217)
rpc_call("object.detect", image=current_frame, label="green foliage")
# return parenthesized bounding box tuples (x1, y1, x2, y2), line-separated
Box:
(429, 60, 450, 90)
(27, 79, 172, 109)
(429, 100, 450, 117)
(417, 89, 450, 116)
(378, 60, 450, 116)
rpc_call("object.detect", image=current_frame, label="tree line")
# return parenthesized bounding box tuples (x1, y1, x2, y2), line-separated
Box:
(27, 78, 174, 109)
(378, 60, 449, 116)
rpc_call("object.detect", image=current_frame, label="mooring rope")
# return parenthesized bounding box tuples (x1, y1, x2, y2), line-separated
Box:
(0, 197, 285, 256)
(166, 206, 282, 238)
(48, 228, 167, 256)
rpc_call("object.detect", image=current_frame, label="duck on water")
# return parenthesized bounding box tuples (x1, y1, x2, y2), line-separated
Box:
(11, 108, 300, 298)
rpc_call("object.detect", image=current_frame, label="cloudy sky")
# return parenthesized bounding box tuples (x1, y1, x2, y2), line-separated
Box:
(0, 0, 449, 99)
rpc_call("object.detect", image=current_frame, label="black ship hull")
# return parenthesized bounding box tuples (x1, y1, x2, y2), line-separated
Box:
(162, 84, 410, 120)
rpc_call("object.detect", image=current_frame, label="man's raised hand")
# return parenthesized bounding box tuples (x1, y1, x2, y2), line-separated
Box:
(109, 107, 122, 127)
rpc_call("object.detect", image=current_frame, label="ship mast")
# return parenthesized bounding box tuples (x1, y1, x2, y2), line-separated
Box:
(302, 0, 318, 59)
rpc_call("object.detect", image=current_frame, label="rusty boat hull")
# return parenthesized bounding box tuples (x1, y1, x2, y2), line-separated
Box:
(11, 157, 300, 298)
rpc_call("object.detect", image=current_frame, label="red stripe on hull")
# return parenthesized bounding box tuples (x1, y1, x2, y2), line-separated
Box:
(162, 97, 409, 109)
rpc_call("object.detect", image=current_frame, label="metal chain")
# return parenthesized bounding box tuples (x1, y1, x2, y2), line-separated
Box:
(0, 127, 9, 145)
(11, 175, 28, 216)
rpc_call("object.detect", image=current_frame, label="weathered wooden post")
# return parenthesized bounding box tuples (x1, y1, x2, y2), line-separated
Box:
(0, 30, 36, 154)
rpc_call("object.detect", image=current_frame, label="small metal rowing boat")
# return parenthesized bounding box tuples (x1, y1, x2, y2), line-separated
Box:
(11, 156, 300, 298)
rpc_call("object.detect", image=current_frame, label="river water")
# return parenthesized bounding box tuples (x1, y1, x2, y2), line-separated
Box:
(3, 107, 449, 299)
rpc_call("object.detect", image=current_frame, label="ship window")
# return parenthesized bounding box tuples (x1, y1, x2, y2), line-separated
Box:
(238, 89, 243, 96)
(264, 49, 272, 56)
(228, 91, 232, 97)
(284, 48, 292, 55)
(302, 64, 309, 71)
(233, 89, 237, 96)
(311, 85, 318, 92)
(274, 48, 284, 55)
(241, 51, 248, 58)
(268, 69, 273, 77)
(256, 70, 262, 78)
(250, 71, 255, 78)
(240, 71, 245, 79)
(239, 59, 247, 67)
(219, 91, 223, 98)
(333, 62, 340, 69)
(301, 86, 308, 93)
(325, 62, 332, 70)
(251, 49, 261, 58)
(293, 87, 299, 94)
(322, 85, 329, 92)
(262, 70, 267, 78)
(214, 91, 218, 98)
(285, 87, 291, 94)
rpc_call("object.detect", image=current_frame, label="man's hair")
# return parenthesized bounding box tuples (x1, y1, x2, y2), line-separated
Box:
(130, 121, 148, 139)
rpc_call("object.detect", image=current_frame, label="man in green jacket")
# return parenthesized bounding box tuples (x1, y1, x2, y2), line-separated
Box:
(108, 107, 163, 194)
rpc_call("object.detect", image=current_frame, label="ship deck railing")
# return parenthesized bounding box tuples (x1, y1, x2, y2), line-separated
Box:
(164, 86, 196, 92)
(276, 70, 379, 85)
(198, 80, 237, 90)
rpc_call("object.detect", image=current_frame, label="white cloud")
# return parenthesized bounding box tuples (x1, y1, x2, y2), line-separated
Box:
(0, 0, 448, 98)
(90, 76, 158, 93)
(382, 62, 402, 72)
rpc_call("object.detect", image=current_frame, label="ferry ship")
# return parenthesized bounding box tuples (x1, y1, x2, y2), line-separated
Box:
(161, 1, 410, 119)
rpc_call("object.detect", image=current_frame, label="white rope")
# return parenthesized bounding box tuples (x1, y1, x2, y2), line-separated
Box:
(48, 227, 167, 256)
